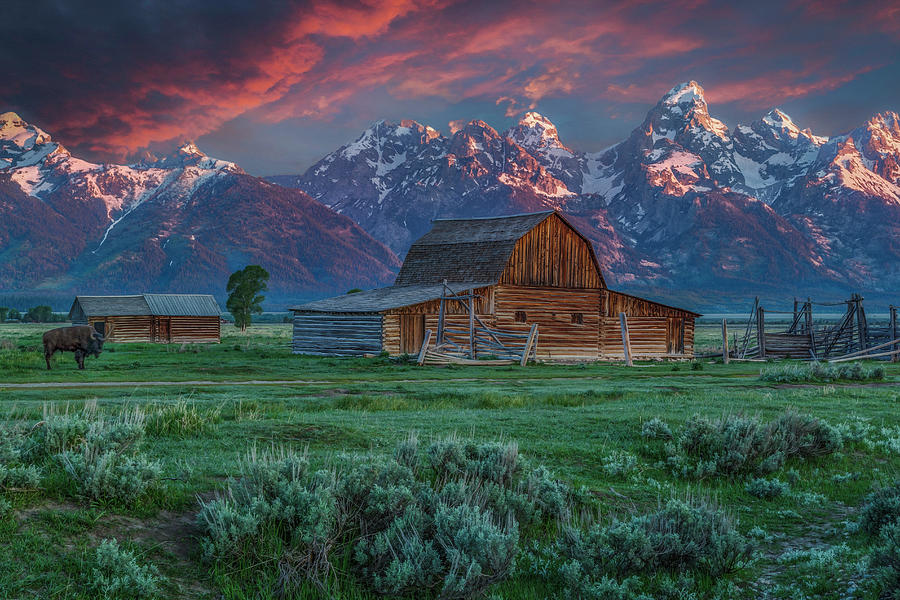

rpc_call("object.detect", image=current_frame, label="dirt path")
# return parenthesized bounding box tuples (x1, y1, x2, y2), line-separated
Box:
(0, 375, 613, 389)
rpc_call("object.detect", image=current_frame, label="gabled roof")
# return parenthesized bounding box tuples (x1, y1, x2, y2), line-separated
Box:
(394, 211, 560, 286)
(290, 282, 493, 314)
(69, 294, 221, 318)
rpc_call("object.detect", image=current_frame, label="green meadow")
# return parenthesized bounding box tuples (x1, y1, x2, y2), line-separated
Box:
(1, 322, 899, 599)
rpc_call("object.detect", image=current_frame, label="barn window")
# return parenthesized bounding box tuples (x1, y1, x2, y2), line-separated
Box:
(515, 311, 527, 323)
(571, 313, 584, 325)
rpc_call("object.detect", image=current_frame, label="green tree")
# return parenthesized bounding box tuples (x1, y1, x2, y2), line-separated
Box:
(25, 305, 54, 323)
(226, 265, 269, 332)
(0, 307, 8, 323)
(7, 308, 21, 321)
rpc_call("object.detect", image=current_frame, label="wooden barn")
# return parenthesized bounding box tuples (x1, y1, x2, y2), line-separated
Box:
(290, 211, 699, 361)
(68, 294, 222, 343)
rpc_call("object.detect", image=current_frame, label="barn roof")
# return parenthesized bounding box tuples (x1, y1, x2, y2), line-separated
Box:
(69, 294, 221, 318)
(290, 283, 493, 314)
(394, 211, 558, 286)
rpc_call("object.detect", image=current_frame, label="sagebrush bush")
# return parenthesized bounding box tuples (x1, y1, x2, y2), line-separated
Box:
(745, 477, 788, 499)
(198, 437, 577, 598)
(57, 447, 160, 505)
(558, 496, 753, 593)
(89, 538, 164, 599)
(859, 482, 900, 536)
(759, 362, 885, 384)
(0, 464, 41, 490)
(665, 410, 841, 479)
(601, 451, 639, 478)
(869, 520, 900, 597)
(641, 418, 673, 441)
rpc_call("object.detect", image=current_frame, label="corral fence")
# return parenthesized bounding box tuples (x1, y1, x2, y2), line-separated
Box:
(728, 294, 898, 362)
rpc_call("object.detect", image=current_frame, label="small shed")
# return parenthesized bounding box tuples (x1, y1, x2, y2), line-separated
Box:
(290, 211, 700, 360)
(68, 294, 221, 343)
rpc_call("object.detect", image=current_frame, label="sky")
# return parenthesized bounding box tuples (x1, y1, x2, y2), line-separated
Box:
(1, 0, 898, 175)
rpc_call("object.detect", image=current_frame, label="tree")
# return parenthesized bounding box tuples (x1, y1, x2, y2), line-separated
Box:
(7, 308, 21, 322)
(0, 307, 8, 323)
(226, 265, 269, 332)
(25, 305, 54, 323)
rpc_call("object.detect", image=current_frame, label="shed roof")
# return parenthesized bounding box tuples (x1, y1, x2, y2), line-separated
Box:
(394, 211, 556, 286)
(69, 294, 221, 318)
(290, 282, 493, 314)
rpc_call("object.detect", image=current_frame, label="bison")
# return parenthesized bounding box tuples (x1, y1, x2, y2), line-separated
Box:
(42, 326, 105, 370)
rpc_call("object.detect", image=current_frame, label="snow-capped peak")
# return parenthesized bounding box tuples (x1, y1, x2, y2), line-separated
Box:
(0, 111, 53, 150)
(177, 141, 204, 157)
(760, 109, 827, 145)
(508, 111, 573, 159)
(661, 81, 707, 110)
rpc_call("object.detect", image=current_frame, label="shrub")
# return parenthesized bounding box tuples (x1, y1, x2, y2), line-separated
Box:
(57, 446, 161, 505)
(745, 477, 788, 500)
(691, 361, 703, 371)
(641, 418, 673, 441)
(0, 464, 41, 490)
(89, 538, 164, 599)
(198, 437, 573, 598)
(601, 451, 639, 478)
(859, 482, 900, 536)
(666, 410, 841, 479)
(759, 362, 885, 384)
(558, 497, 753, 592)
(869, 520, 900, 597)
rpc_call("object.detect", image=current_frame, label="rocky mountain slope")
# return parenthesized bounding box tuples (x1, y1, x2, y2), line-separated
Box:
(0, 112, 400, 302)
(280, 82, 900, 299)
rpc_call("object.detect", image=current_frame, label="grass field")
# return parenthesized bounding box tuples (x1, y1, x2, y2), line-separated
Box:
(1, 321, 899, 599)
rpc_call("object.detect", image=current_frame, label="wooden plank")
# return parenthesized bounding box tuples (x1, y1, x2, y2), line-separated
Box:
(417, 329, 432, 365)
(620, 312, 633, 367)
(892, 306, 898, 363)
(757, 307, 766, 359)
(722, 319, 729, 364)
(521, 323, 538, 366)
(827, 336, 900, 362)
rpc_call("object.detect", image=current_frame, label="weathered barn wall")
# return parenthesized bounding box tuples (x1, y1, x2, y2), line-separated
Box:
(169, 316, 220, 343)
(494, 285, 600, 360)
(500, 214, 603, 289)
(90, 317, 153, 343)
(293, 314, 383, 356)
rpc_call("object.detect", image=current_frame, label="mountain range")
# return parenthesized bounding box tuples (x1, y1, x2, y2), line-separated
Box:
(272, 81, 900, 305)
(2, 81, 899, 309)
(0, 112, 399, 303)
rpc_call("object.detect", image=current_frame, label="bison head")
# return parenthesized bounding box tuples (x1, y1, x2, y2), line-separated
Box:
(89, 332, 105, 357)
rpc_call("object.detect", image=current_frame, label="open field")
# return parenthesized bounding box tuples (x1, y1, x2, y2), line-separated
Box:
(1, 322, 900, 598)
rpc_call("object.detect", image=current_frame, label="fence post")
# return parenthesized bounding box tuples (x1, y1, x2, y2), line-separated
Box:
(620, 312, 633, 367)
(757, 307, 766, 359)
(892, 306, 898, 363)
(792, 298, 799, 333)
(468, 290, 475, 359)
(417, 329, 432, 366)
(722, 319, 729, 364)
(856, 295, 869, 353)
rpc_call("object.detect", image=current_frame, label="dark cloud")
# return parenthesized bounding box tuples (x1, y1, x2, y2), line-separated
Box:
(0, 0, 896, 173)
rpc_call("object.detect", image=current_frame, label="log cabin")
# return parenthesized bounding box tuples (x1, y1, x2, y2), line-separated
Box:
(290, 211, 699, 360)
(68, 294, 222, 343)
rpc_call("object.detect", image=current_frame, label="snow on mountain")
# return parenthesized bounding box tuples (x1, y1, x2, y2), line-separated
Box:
(0, 113, 399, 299)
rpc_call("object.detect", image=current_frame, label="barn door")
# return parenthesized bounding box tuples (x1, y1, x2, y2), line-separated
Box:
(93, 321, 105, 337)
(667, 317, 685, 355)
(399, 314, 425, 354)
(158, 317, 171, 343)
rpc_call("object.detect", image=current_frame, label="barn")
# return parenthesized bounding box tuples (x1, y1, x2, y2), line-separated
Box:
(290, 211, 699, 361)
(68, 294, 222, 343)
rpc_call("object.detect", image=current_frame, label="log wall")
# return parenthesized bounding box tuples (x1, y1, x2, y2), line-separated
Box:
(90, 316, 220, 343)
(90, 317, 153, 343)
(169, 316, 220, 343)
(500, 214, 603, 289)
(293, 313, 383, 356)
(494, 285, 600, 360)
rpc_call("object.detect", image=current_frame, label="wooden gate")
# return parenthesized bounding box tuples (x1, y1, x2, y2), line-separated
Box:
(399, 314, 425, 354)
